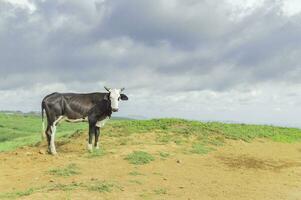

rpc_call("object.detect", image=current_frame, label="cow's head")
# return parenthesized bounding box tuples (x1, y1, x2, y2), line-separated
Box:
(104, 86, 128, 112)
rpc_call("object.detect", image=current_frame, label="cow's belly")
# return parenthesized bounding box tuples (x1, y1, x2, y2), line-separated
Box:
(55, 116, 109, 128)
(65, 117, 88, 123)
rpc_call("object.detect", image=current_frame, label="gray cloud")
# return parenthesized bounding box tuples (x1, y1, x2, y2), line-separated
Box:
(0, 0, 301, 126)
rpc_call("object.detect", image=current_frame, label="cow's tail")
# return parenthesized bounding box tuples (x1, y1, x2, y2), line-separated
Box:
(41, 102, 46, 141)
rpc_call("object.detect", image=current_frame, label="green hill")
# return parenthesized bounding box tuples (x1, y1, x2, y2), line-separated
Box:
(0, 113, 300, 152)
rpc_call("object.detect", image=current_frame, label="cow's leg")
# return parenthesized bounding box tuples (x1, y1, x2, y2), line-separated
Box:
(50, 124, 57, 155)
(49, 116, 64, 155)
(94, 127, 100, 149)
(45, 125, 52, 153)
(88, 124, 95, 152)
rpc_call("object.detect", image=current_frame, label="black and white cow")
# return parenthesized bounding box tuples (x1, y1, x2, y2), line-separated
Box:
(41, 87, 128, 155)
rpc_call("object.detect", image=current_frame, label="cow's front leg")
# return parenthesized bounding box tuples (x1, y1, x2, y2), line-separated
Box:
(50, 124, 57, 155)
(45, 125, 52, 153)
(88, 124, 95, 152)
(95, 127, 100, 149)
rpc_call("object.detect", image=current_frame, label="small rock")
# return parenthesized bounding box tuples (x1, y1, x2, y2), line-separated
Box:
(163, 177, 167, 181)
(176, 159, 181, 164)
(49, 179, 54, 182)
(25, 152, 32, 156)
(39, 149, 46, 155)
(91, 177, 98, 181)
(14, 152, 18, 155)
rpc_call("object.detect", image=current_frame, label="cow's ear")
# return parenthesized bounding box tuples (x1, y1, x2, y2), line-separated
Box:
(120, 94, 128, 101)
(104, 94, 109, 100)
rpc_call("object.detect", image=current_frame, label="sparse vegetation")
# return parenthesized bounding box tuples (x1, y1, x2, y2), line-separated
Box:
(125, 151, 155, 165)
(86, 149, 106, 158)
(191, 143, 214, 154)
(0, 183, 83, 199)
(87, 181, 115, 193)
(0, 180, 120, 199)
(154, 188, 167, 195)
(159, 151, 170, 158)
(48, 163, 80, 177)
(129, 171, 145, 176)
(128, 180, 143, 185)
(0, 188, 35, 199)
(152, 172, 163, 176)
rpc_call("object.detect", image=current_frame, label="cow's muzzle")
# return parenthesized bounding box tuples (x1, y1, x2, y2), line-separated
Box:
(112, 108, 119, 112)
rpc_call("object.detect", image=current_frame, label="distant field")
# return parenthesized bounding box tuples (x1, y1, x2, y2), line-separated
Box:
(0, 112, 301, 152)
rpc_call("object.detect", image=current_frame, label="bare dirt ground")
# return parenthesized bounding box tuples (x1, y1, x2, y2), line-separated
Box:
(0, 133, 301, 200)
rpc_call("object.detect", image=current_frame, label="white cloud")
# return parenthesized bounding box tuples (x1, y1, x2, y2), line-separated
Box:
(3, 0, 36, 12)
(282, 0, 301, 16)
(226, 0, 265, 20)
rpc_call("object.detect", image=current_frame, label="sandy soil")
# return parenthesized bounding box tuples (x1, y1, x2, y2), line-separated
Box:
(0, 133, 301, 200)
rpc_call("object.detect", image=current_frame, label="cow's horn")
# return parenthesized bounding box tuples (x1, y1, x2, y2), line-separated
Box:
(104, 86, 110, 91)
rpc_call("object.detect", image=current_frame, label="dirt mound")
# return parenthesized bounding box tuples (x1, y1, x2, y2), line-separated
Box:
(217, 155, 301, 171)
(0, 134, 301, 200)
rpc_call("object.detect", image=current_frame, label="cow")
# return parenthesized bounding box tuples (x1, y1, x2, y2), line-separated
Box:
(41, 86, 128, 155)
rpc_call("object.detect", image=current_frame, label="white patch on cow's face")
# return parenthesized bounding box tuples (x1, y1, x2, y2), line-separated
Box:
(109, 88, 121, 112)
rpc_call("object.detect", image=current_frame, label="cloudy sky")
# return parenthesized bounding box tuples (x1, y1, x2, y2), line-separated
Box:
(0, 0, 301, 127)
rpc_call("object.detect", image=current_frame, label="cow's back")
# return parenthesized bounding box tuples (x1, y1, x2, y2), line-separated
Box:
(42, 92, 107, 119)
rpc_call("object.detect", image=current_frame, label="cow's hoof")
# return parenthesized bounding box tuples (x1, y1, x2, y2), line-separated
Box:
(87, 143, 93, 152)
(47, 149, 52, 154)
(51, 151, 58, 155)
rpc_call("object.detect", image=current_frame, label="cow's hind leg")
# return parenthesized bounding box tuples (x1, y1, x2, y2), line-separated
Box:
(94, 127, 100, 149)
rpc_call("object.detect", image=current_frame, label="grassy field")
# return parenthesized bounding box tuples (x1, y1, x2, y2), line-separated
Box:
(1, 113, 301, 199)
(0, 113, 86, 152)
(0, 112, 301, 152)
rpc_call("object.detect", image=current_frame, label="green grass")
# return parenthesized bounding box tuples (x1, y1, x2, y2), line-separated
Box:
(153, 188, 167, 195)
(0, 113, 86, 152)
(128, 171, 145, 176)
(0, 180, 119, 199)
(0, 188, 36, 199)
(0, 183, 83, 199)
(191, 143, 214, 154)
(48, 163, 80, 177)
(158, 151, 170, 158)
(1, 113, 301, 152)
(103, 118, 301, 143)
(128, 180, 143, 185)
(125, 151, 155, 165)
(86, 149, 106, 158)
(87, 181, 115, 193)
